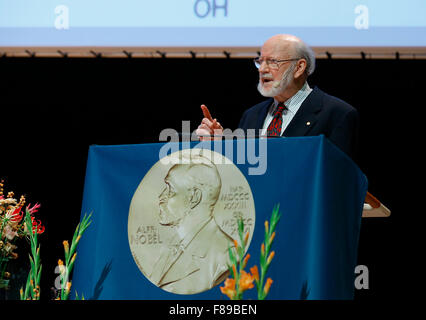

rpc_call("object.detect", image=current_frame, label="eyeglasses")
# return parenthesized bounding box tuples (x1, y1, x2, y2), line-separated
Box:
(253, 57, 300, 70)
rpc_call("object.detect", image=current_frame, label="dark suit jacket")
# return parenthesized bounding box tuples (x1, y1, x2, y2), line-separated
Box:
(238, 86, 359, 158)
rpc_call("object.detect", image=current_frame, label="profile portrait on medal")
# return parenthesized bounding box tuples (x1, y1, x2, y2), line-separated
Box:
(128, 148, 255, 295)
(149, 153, 234, 294)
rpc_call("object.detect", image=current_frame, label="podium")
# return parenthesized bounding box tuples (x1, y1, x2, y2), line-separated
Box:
(72, 135, 367, 299)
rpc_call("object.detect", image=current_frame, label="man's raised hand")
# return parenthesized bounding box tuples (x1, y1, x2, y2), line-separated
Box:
(196, 104, 223, 140)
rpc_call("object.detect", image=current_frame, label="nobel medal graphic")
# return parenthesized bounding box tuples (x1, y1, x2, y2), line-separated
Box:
(128, 148, 255, 295)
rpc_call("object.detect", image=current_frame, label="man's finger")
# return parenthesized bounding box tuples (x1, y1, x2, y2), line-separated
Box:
(201, 104, 214, 122)
(212, 119, 223, 130)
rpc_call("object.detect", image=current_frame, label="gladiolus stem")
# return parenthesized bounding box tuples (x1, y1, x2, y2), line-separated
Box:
(58, 212, 92, 300)
(221, 206, 280, 301)
(20, 210, 42, 300)
(255, 204, 281, 300)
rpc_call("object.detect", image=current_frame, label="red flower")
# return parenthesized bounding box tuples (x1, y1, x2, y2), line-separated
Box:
(4, 206, 24, 223)
(10, 207, 24, 223)
(30, 216, 45, 234)
(27, 203, 41, 214)
(23, 203, 44, 234)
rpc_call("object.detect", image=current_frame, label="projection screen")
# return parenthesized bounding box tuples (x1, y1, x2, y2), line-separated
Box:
(1, 0, 425, 57)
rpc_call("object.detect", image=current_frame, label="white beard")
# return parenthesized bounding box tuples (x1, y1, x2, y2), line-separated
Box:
(257, 64, 295, 98)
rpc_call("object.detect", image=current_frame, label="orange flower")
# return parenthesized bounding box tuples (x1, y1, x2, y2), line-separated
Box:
(261, 243, 265, 256)
(233, 239, 238, 249)
(63, 240, 69, 255)
(244, 232, 249, 246)
(242, 253, 250, 268)
(220, 278, 236, 300)
(250, 265, 259, 283)
(239, 271, 255, 292)
(265, 220, 269, 234)
(58, 259, 66, 274)
(264, 278, 273, 296)
(269, 232, 276, 244)
(267, 251, 275, 264)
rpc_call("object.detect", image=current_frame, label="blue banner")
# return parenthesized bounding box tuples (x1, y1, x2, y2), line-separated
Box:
(72, 136, 367, 299)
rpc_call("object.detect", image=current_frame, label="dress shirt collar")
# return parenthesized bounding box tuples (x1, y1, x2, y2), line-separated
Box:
(270, 82, 312, 115)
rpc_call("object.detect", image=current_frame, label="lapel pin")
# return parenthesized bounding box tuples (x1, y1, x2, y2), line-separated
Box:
(306, 121, 311, 126)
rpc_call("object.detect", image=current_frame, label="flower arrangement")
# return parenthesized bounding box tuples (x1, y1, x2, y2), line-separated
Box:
(0, 179, 92, 300)
(0, 179, 44, 289)
(220, 204, 281, 300)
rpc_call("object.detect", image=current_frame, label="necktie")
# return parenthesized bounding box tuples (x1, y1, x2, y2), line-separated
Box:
(267, 103, 286, 137)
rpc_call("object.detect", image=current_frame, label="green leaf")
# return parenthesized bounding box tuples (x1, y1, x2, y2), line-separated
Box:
(228, 265, 234, 278)
(71, 222, 80, 245)
(270, 204, 281, 231)
(237, 218, 244, 243)
(34, 246, 40, 269)
(67, 261, 75, 277)
(24, 272, 31, 299)
(78, 212, 93, 235)
(228, 246, 237, 267)
(36, 264, 42, 286)
(28, 254, 35, 272)
(237, 245, 244, 262)
(75, 290, 85, 300)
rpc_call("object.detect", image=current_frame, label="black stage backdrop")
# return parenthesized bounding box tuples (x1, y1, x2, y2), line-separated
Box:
(0, 57, 420, 301)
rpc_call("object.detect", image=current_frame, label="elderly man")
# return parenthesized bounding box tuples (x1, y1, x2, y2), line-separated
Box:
(197, 34, 359, 158)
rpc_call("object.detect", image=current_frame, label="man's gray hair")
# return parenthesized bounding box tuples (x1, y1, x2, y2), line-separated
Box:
(293, 40, 316, 76)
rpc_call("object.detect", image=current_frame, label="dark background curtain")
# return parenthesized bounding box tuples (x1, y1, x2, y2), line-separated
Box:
(0, 57, 420, 300)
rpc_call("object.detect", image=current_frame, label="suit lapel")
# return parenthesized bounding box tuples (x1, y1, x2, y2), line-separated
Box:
(283, 86, 324, 137)
(255, 98, 274, 130)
